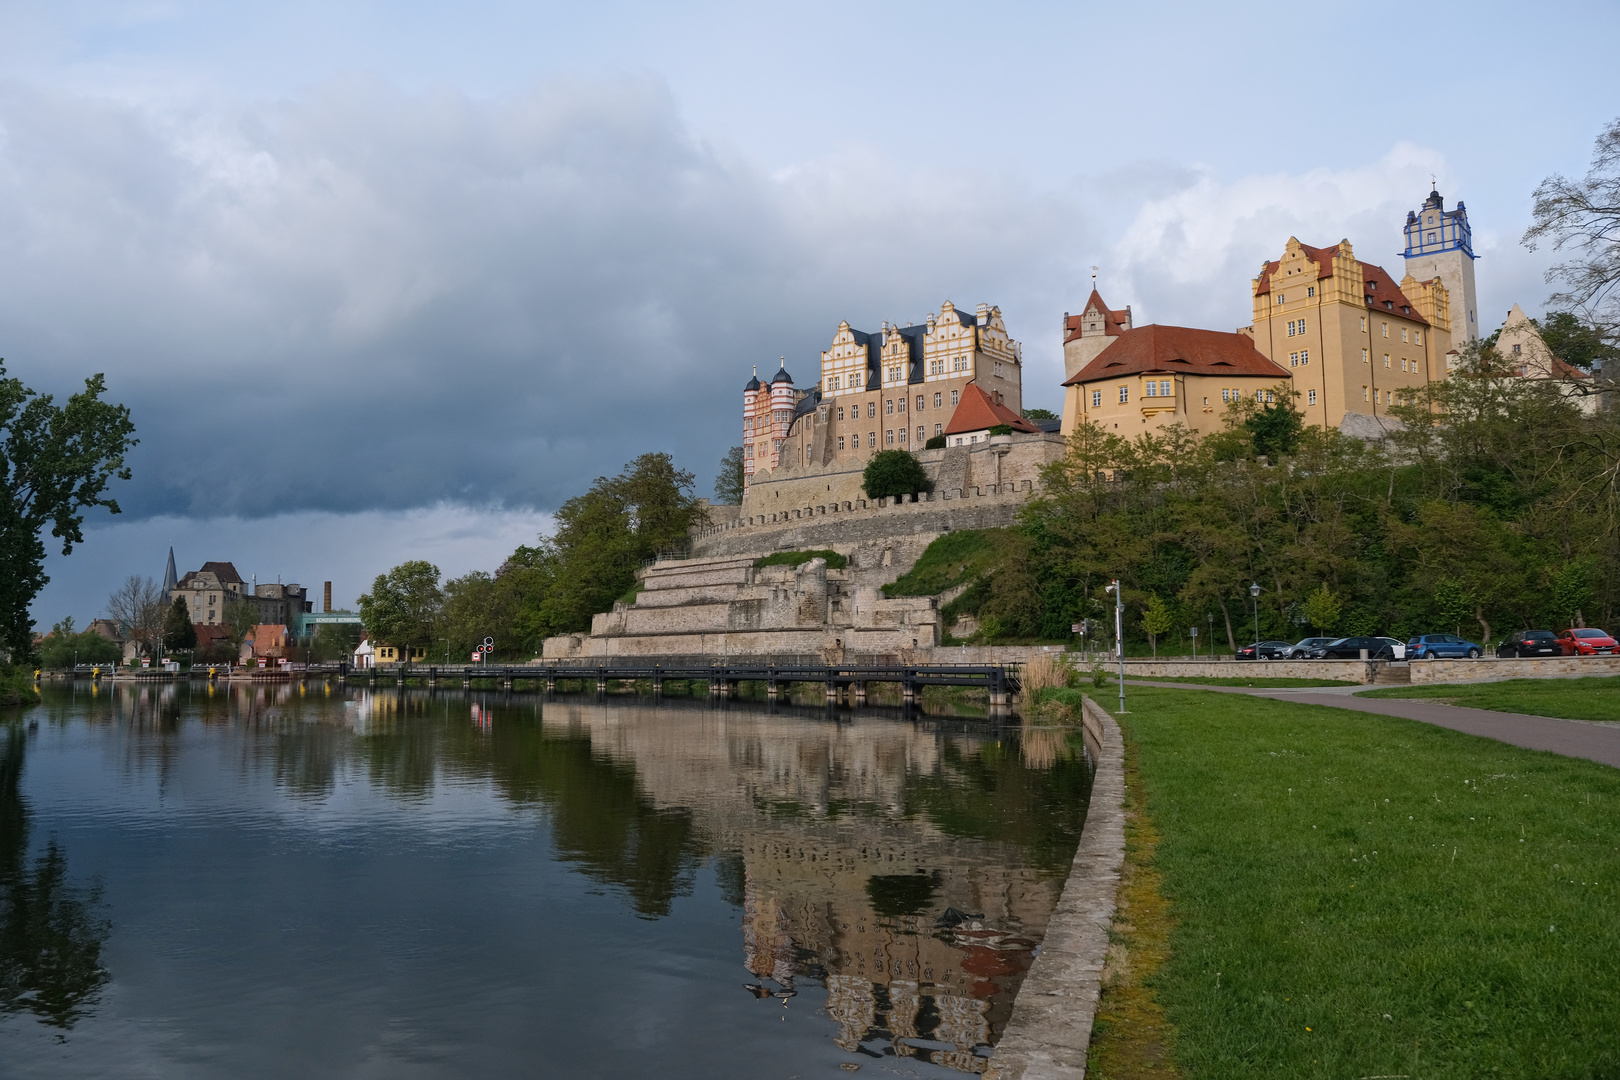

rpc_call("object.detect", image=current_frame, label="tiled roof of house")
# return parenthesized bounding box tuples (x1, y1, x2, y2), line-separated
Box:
(194, 624, 232, 646)
(1063, 289, 1130, 344)
(199, 561, 243, 583)
(943, 383, 1042, 436)
(1064, 324, 1292, 385)
(1253, 242, 1429, 325)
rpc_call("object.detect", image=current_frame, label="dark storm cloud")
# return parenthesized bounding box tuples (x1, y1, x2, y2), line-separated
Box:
(0, 76, 1090, 519)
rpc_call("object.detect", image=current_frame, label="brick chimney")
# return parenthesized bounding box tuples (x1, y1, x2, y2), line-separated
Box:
(323, 581, 332, 613)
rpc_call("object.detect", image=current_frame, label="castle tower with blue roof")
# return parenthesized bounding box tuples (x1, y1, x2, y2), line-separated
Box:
(1403, 188, 1478, 343)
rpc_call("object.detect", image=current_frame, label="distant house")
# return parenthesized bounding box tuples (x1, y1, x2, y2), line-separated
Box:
(373, 643, 427, 666)
(353, 639, 375, 670)
(1489, 304, 1597, 415)
(194, 623, 233, 661)
(241, 624, 290, 663)
(943, 383, 1042, 446)
(173, 561, 313, 627)
(86, 617, 140, 664)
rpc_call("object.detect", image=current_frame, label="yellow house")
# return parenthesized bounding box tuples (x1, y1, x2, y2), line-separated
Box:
(373, 643, 427, 665)
(1248, 238, 1452, 430)
(1061, 318, 1292, 437)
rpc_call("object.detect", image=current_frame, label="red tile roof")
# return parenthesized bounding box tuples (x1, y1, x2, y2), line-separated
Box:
(943, 383, 1042, 435)
(1063, 324, 1292, 385)
(1063, 289, 1129, 344)
(1253, 241, 1429, 326)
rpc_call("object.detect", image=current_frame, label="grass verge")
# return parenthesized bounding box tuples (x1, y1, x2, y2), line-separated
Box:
(1114, 686, 1620, 1077)
(1357, 675, 1620, 723)
(754, 550, 848, 570)
(880, 528, 1004, 597)
(1125, 675, 1359, 688)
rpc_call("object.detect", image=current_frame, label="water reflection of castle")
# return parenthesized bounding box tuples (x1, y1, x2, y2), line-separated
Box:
(544, 703, 1083, 1073)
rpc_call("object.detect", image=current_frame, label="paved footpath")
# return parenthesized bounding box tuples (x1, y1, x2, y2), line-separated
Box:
(1130, 681, 1620, 769)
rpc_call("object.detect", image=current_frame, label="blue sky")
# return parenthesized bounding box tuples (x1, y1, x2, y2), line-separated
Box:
(6, 0, 1616, 626)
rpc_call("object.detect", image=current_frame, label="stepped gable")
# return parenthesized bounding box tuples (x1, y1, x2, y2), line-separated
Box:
(1063, 289, 1130, 343)
(1064, 324, 1290, 384)
(943, 383, 1040, 435)
(1253, 240, 1429, 325)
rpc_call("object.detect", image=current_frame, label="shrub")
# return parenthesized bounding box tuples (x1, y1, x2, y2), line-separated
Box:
(924, 435, 947, 450)
(987, 423, 1014, 436)
(862, 450, 930, 500)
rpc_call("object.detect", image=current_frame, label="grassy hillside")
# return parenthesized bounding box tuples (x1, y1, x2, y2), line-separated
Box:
(880, 528, 1006, 597)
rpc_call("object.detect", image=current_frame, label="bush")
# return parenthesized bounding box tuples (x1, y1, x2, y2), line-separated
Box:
(925, 435, 947, 449)
(988, 423, 1014, 436)
(862, 450, 930, 500)
(754, 550, 849, 570)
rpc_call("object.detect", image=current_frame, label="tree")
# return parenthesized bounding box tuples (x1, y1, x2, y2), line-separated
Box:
(1140, 594, 1174, 657)
(1243, 385, 1304, 460)
(38, 628, 121, 669)
(862, 450, 930, 500)
(220, 596, 259, 658)
(163, 597, 197, 651)
(1022, 408, 1058, 422)
(714, 446, 745, 505)
(0, 365, 137, 661)
(104, 576, 165, 658)
(1537, 311, 1619, 370)
(358, 561, 443, 660)
(1524, 117, 1620, 349)
(1301, 583, 1342, 636)
(308, 621, 362, 664)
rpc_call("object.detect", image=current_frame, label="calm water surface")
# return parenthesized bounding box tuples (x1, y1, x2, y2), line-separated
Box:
(0, 683, 1090, 1078)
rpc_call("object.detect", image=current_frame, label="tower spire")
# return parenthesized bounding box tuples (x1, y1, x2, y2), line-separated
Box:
(162, 545, 178, 595)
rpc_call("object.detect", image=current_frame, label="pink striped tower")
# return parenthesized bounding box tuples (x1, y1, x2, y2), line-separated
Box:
(742, 366, 762, 490)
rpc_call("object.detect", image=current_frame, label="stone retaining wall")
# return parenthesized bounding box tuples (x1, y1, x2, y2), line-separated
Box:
(1408, 654, 1620, 683)
(985, 695, 1125, 1079)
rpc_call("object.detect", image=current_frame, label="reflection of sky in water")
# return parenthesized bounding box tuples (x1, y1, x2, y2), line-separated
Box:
(0, 685, 1089, 1078)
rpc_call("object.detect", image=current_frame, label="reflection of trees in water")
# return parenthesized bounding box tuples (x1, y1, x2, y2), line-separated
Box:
(0, 726, 111, 1031)
(902, 737, 1092, 873)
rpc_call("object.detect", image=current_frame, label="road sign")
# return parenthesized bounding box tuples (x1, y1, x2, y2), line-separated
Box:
(472, 652, 482, 662)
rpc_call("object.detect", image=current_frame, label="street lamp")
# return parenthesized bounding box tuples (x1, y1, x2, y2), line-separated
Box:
(1249, 583, 1262, 653)
(1105, 580, 1125, 714)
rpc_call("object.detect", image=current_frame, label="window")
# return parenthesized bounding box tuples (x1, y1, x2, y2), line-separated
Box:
(1427, 232, 1436, 243)
(209, 594, 216, 605)
(1362, 386, 1369, 401)
(1118, 386, 1129, 403)
(1401, 328, 1408, 343)
(867, 402, 876, 418)
(917, 426, 925, 441)
(1091, 389, 1102, 407)
(916, 395, 924, 410)
(950, 390, 960, 405)
(934, 423, 942, 435)
(1299, 317, 1306, 334)
(1307, 286, 1315, 297)
(1362, 349, 1369, 364)
(1360, 317, 1367, 332)
(885, 399, 893, 415)
(886, 430, 895, 444)
(1384, 354, 1391, 368)
(898, 396, 906, 412)
(1401, 357, 1408, 372)
(836, 406, 844, 421)
(867, 432, 875, 447)
(1159, 380, 1171, 396)
(933, 392, 942, 407)
(1300, 350, 1309, 365)
(1288, 320, 1296, 337)
(1145, 381, 1158, 397)
(1382, 322, 1389, 338)
(1277, 293, 1285, 304)
(1512, 343, 1522, 355)
(744, 444, 753, 459)
(1290, 351, 1298, 367)
(1307, 389, 1317, 406)
(994, 361, 1003, 377)
(1414, 329, 1422, 344)
(773, 439, 782, 450)
(837, 435, 845, 450)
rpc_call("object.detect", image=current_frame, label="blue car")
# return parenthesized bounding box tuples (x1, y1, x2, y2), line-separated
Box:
(1407, 633, 1483, 659)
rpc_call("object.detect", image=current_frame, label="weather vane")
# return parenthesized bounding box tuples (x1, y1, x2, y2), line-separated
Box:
(1090, 265, 1099, 287)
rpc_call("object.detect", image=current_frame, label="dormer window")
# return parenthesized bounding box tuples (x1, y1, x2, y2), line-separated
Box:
(1368, 281, 1377, 291)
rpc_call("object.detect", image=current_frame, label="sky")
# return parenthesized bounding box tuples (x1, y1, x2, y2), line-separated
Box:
(5, 0, 1616, 627)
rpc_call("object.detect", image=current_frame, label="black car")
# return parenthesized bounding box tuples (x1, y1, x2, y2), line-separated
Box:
(1497, 630, 1560, 658)
(1317, 636, 1399, 660)
(1284, 636, 1339, 659)
(1236, 640, 1293, 660)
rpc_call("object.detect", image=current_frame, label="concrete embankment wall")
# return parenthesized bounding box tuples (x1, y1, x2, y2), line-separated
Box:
(1407, 655, 1620, 682)
(986, 696, 1125, 1079)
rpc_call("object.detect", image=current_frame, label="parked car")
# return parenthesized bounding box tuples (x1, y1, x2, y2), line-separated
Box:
(1556, 628, 1618, 656)
(1236, 640, 1294, 660)
(1375, 637, 1408, 660)
(1496, 630, 1560, 658)
(1407, 634, 1483, 660)
(1316, 636, 1400, 660)
(1284, 637, 1338, 659)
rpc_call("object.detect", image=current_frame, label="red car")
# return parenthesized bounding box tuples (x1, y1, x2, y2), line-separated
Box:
(1557, 628, 1618, 655)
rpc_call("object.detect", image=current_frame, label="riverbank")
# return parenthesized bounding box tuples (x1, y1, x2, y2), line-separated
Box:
(1042, 686, 1620, 1077)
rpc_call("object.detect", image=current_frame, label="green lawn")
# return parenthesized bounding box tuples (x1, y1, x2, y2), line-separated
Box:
(1123, 675, 1359, 688)
(1086, 686, 1620, 1078)
(1358, 675, 1620, 723)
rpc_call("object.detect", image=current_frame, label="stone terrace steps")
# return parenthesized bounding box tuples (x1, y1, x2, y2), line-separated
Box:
(640, 556, 759, 590)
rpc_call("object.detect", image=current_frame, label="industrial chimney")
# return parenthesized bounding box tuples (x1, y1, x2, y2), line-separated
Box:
(324, 581, 332, 613)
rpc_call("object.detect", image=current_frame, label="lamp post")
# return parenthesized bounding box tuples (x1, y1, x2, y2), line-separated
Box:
(1106, 580, 1125, 714)
(1249, 582, 1261, 653)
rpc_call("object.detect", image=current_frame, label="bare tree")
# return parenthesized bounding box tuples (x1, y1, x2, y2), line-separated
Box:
(105, 575, 166, 657)
(1524, 117, 1620, 352)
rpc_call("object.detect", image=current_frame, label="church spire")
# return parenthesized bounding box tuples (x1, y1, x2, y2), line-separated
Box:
(162, 546, 178, 594)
